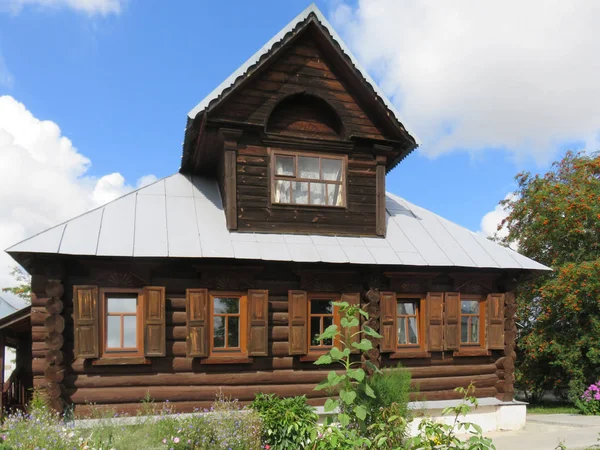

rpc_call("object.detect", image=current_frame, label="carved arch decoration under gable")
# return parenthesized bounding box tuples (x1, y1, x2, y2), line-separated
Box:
(266, 92, 345, 140)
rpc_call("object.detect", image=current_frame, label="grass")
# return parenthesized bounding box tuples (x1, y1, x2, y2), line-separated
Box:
(527, 402, 580, 415)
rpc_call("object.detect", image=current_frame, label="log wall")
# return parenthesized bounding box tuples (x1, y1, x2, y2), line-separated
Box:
(31, 261, 516, 417)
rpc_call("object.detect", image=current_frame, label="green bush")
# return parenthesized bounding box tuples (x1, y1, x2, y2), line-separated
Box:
(366, 364, 412, 418)
(250, 393, 318, 450)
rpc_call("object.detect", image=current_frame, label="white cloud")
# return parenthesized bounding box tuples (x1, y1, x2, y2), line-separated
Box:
(0, 95, 154, 288)
(479, 193, 514, 243)
(332, 0, 600, 163)
(2, 0, 124, 15)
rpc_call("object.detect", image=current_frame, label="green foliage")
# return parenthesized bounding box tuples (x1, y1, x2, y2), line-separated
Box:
(367, 402, 410, 449)
(497, 151, 600, 400)
(311, 425, 370, 450)
(1, 266, 31, 302)
(365, 364, 412, 419)
(250, 393, 318, 449)
(313, 300, 382, 434)
(405, 384, 496, 450)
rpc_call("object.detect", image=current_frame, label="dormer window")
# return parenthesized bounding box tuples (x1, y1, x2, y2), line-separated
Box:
(271, 151, 346, 207)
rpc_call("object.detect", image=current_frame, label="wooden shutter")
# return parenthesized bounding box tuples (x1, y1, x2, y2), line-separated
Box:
(341, 292, 361, 353)
(444, 292, 460, 350)
(289, 290, 308, 355)
(73, 285, 99, 359)
(143, 286, 166, 357)
(427, 292, 444, 351)
(487, 293, 505, 349)
(186, 289, 209, 357)
(380, 291, 396, 352)
(248, 290, 269, 356)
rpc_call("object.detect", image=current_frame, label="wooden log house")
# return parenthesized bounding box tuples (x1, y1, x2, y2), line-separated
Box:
(5, 5, 549, 416)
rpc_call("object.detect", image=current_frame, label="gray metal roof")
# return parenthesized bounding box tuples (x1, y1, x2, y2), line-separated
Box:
(6, 173, 550, 272)
(186, 3, 421, 146)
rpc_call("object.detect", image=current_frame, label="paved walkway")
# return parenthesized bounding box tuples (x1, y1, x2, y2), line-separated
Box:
(489, 414, 600, 450)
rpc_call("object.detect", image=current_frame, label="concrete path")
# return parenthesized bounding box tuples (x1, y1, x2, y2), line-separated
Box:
(489, 414, 600, 450)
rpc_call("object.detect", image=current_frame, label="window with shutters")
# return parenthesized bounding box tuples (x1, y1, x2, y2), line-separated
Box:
(460, 296, 486, 346)
(396, 295, 426, 351)
(100, 288, 143, 357)
(308, 295, 340, 352)
(210, 292, 248, 356)
(271, 151, 346, 207)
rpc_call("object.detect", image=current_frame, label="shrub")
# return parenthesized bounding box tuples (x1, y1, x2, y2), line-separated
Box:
(250, 393, 318, 450)
(405, 384, 496, 450)
(575, 381, 600, 415)
(365, 364, 412, 418)
(367, 402, 410, 449)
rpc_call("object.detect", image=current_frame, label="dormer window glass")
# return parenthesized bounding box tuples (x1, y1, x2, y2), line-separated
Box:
(272, 152, 346, 207)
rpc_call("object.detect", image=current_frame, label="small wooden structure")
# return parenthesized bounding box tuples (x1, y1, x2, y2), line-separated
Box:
(5, 5, 548, 416)
(0, 306, 32, 414)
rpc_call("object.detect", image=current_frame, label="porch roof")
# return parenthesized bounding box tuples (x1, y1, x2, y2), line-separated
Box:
(6, 173, 550, 273)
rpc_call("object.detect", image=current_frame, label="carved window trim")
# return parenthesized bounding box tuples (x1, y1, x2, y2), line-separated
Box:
(208, 291, 248, 358)
(269, 149, 348, 208)
(100, 288, 144, 358)
(395, 294, 427, 351)
(459, 294, 486, 348)
(307, 293, 341, 354)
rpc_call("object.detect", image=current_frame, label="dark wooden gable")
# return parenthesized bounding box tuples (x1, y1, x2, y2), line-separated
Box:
(209, 30, 386, 141)
(182, 14, 418, 237)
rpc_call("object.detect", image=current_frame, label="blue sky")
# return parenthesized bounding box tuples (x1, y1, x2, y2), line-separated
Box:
(0, 0, 596, 286)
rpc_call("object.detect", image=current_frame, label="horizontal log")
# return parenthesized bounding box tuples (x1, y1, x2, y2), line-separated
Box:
(69, 356, 296, 374)
(167, 311, 186, 325)
(270, 312, 288, 326)
(31, 309, 49, 326)
(269, 301, 288, 313)
(411, 387, 498, 402)
(406, 364, 498, 379)
(167, 298, 186, 310)
(412, 374, 498, 392)
(270, 341, 289, 357)
(45, 280, 64, 298)
(270, 326, 288, 342)
(68, 369, 336, 389)
(32, 326, 47, 342)
(69, 383, 323, 404)
(31, 295, 49, 308)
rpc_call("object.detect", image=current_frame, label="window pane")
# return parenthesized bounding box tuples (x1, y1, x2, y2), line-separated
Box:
(299, 156, 320, 179)
(214, 298, 239, 314)
(292, 181, 309, 204)
(461, 300, 479, 314)
(274, 180, 291, 203)
(107, 296, 137, 313)
(397, 301, 416, 315)
(326, 184, 343, 206)
(275, 155, 294, 176)
(228, 317, 240, 348)
(322, 316, 333, 346)
(123, 316, 137, 348)
(213, 316, 225, 348)
(398, 319, 407, 345)
(461, 316, 469, 343)
(312, 300, 333, 315)
(471, 317, 479, 343)
(106, 316, 120, 348)
(310, 317, 321, 346)
(321, 158, 342, 181)
(408, 317, 418, 344)
(310, 182, 325, 205)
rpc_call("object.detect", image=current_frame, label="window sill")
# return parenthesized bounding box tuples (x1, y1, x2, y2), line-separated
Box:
(200, 356, 253, 365)
(389, 350, 430, 359)
(453, 349, 491, 357)
(92, 357, 150, 366)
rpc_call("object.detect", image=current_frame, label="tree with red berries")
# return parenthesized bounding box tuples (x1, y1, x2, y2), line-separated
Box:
(498, 150, 600, 401)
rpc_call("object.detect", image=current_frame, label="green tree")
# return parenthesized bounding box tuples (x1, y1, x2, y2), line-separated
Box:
(2, 266, 31, 303)
(497, 150, 600, 400)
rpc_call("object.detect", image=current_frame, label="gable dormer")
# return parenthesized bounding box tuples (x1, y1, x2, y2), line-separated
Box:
(181, 6, 418, 237)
